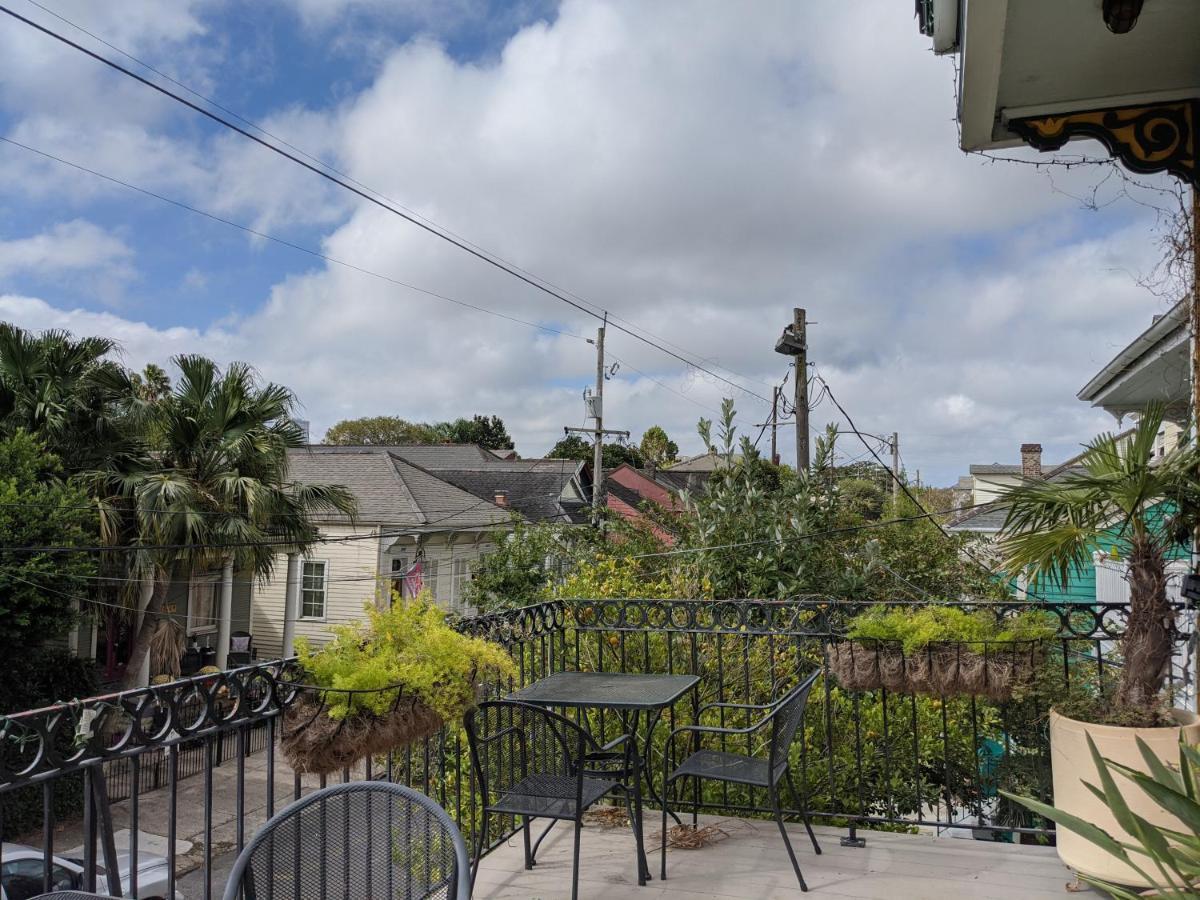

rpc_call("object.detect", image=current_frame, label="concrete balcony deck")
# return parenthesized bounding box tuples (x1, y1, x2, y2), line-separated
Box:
(473, 813, 1084, 899)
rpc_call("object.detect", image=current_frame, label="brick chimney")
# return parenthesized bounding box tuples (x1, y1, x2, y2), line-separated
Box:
(494, 490, 508, 507)
(1020, 443, 1043, 478)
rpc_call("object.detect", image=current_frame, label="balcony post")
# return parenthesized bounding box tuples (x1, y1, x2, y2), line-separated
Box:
(282, 552, 301, 657)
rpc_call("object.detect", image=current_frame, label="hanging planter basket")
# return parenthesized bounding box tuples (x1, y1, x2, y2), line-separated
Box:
(827, 638, 1045, 702)
(278, 680, 445, 775)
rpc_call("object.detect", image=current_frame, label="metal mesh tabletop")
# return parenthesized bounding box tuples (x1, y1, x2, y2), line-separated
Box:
(507, 671, 699, 710)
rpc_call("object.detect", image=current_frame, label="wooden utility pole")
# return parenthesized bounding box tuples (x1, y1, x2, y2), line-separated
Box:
(592, 317, 606, 523)
(1193, 186, 1200, 432)
(770, 385, 780, 465)
(891, 431, 900, 506)
(794, 308, 809, 472)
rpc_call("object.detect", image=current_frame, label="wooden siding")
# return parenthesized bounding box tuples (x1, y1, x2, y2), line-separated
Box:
(251, 525, 498, 658)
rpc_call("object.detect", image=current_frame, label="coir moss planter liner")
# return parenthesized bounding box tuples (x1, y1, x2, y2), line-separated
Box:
(279, 680, 445, 775)
(827, 638, 1044, 701)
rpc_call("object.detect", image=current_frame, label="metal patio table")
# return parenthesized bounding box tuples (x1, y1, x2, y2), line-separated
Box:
(507, 671, 700, 884)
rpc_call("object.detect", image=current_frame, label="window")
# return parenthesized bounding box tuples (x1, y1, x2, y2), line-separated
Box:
(424, 558, 439, 599)
(3, 859, 76, 900)
(187, 574, 219, 634)
(451, 557, 473, 609)
(301, 560, 328, 619)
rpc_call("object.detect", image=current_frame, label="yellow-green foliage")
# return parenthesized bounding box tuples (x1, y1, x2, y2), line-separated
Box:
(846, 606, 1056, 655)
(555, 555, 678, 600)
(295, 594, 515, 722)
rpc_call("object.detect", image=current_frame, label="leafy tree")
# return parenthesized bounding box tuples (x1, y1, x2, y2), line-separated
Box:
(130, 363, 171, 403)
(88, 356, 358, 686)
(547, 434, 591, 461)
(639, 426, 678, 467)
(547, 435, 644, 469)
(323, 415, 442, 445)
(439, 414, 513, 450)
(0, 432, 97, 654)
(999, 402, 1199, 715)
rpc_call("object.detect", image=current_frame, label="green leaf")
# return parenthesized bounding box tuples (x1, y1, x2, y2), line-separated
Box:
(1105, 758, 1200, 834)
(1136, 735, 1185, 793)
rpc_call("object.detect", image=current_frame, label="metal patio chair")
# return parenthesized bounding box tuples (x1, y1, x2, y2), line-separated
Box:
(464, 699, 641, 900)
(221, 781, 470, 900)
(660, 668, 823, 891)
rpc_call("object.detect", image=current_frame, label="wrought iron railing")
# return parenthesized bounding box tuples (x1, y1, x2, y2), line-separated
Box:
(0, 597, 1192, 898)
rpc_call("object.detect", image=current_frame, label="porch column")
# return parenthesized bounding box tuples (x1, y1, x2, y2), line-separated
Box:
(136, 576, 153, 686)
(216, 558, 235, 669)
(282, 552, 301, 658)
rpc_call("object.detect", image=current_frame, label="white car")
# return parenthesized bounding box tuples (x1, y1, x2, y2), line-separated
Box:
(1, 842, 182, 900)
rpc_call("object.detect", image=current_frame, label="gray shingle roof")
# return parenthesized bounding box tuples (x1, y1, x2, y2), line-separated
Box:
(302, 445, 590, 525)
(285, 447, 512, 529)
(948, 463, 1089, 533)
(968, 464, 1023, 475)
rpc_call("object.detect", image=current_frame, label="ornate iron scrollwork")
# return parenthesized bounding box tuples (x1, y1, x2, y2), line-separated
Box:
(1009, 101, 1198, 187)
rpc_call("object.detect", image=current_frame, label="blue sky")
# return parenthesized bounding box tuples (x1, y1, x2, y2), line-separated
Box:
(0, 0, 1180, 481)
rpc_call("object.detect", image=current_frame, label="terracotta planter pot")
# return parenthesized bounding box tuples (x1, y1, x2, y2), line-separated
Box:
(1049, 708, 1200, 887)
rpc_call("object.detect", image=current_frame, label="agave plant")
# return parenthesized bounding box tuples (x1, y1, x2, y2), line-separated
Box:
(1001, 734, 1200, 897)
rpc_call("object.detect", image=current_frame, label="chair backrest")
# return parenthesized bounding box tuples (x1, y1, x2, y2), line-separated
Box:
(221, 781, 470, 900)
(229, 631, 253, 653)
(767, 668, 821, 776)
(464, 700, 594, 806)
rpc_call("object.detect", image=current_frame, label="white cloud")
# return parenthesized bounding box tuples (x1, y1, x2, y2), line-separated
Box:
(0, 220, 135, 302)
(0, 0, 1181, 482)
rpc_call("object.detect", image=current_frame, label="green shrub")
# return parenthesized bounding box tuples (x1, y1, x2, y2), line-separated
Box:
(845, 606, 1056, 654)
(296, 594, 515, 722)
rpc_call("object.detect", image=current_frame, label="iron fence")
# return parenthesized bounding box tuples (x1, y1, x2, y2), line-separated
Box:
(0, 597, 1192, 898)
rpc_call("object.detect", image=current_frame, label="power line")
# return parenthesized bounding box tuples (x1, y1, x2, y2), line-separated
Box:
(623, 502, 991, 561)
(0, 4, 772, 405)
(812, 371, 1047, 601)
(1, 131, 728, 420)
(0, 136, 588, 344)
(17, 0, 776, 398)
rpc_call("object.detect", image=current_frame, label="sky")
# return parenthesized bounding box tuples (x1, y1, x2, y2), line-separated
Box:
(0, 0, 1185, 485)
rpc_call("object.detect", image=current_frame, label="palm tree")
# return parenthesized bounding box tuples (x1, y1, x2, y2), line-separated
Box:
(89, 355, 357, 686)
(0, 323, 141, 472)
(998, 403, 1200, 711)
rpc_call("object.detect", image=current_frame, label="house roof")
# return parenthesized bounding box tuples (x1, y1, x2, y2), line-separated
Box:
(665, 451, 740, 473)
(948, 460, 1091, 533)
(968, 464, 1024, 475)
(1077, 298, 1190, 419)
(385, 449, 588, 524)
(285, 447, 513, 530)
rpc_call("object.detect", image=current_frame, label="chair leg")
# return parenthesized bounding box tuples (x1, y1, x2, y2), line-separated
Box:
(470, 811, 490, 893)
(769, 784, 808, 892)
(571, 815, 584, 900)
(522, 815, 534, 869)
(786, 770, 821, 856)
(660, 776, 671, 880)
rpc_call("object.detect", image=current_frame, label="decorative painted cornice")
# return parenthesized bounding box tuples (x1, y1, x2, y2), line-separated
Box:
(1009, 100, 1198, 187)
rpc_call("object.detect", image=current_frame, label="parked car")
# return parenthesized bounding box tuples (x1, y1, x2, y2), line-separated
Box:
(1, 842, 181, 900)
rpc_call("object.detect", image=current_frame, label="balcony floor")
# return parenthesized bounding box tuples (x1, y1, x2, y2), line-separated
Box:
(472, 813, 1087, 899)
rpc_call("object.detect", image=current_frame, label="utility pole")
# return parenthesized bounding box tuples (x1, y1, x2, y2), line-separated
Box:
(1193, 186, 1200, 441)
(770, 385, 780, 465)
(794, 308, 809, 472)
(774, 308, 809, 472)
(593, 317, 606, 522)
(891, 431, 900, 506)
(565, 315, 630, 527)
